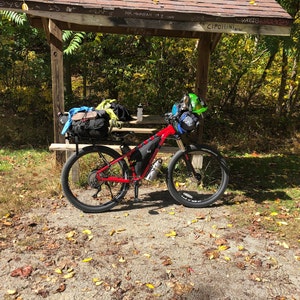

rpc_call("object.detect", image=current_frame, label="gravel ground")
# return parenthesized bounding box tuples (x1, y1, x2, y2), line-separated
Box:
(0, 187, 299, 300)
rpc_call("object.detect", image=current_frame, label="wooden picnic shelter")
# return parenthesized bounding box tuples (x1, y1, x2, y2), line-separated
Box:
(0, 0, 293, 162)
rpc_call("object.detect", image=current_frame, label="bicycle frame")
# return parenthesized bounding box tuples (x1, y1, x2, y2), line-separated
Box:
(96, 123, 178, 184)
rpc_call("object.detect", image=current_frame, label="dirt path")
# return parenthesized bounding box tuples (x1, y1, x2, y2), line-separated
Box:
(0, 187, 299, 299)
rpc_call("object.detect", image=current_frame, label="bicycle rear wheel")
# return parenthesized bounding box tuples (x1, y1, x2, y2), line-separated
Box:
(167, 144, 229, 208)
(61, 146, 130, 213)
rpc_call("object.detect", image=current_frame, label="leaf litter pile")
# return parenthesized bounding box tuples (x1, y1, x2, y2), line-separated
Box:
(0, 187, 299, 300)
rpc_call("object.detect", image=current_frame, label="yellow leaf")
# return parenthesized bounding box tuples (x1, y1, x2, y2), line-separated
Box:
(224, 256, 231, 261)
(119, 257, 126, 263)
(63, 272, 75, 279)
(66, 231, 76, 239)
(82, 229, 92, 235)
(110, 229, 116, 236)
(165, 230, 177, 237)
(218, 245, 230, 251)
(144, 253, 151, 258)
(210, 233, 220, 238)
(22, 2, 29, 11)
(168, 211, 175, 215)
(93, 278, 104, 286)
(116, 228, 126, 233)
(294, 256, 300, 261)
(270, 212, 278, 216)
(277, 221, 288, 226)
(146, 283, 155, 289)
(123, 213, 129, 217)
(54, 268, 63, 274)
(237, 245, 245, 251)
(227, 223, 233, 228)
(82, 257, 93, 262)
(7, 290, 17, 295)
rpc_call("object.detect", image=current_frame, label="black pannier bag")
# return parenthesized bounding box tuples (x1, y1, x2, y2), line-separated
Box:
(110, 102, 133, 122)
(69, 110, 110, 143)
(130, 136, 161, 176)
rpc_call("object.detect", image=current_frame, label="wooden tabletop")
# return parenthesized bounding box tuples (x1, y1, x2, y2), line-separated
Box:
(129, 115, 166, 125)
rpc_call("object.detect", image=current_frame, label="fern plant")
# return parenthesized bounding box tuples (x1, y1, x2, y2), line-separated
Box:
(63, 31, 86, 55)
(0, 10, 27, 25)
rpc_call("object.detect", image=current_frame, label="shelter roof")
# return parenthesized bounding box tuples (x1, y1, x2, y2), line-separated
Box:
(1, 0, 293, 36)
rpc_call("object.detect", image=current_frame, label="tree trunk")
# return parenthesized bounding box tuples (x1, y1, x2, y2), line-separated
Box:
(246, 52, 276, 106)
(277, 48, 288, 115)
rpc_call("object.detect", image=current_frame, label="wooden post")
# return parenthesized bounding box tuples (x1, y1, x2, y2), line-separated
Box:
(47, 19, 65, 165)
(196, 32, 212, 100)
(191, 33, 221, 144)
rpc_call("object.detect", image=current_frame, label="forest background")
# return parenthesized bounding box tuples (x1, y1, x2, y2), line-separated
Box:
(0, 0, 299, 153)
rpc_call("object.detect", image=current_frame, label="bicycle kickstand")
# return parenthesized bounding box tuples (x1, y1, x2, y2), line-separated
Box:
(134, 181, 140, 202)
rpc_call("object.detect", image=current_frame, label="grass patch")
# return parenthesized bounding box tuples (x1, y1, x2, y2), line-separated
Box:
(226, 152, 300, 246)
(0, 148, 299, 245)
(0, 148, 61, 216)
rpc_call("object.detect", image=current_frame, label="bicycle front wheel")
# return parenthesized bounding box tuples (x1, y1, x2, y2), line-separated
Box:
(61, 146, 130, 213)
(167, 144, 229, 208)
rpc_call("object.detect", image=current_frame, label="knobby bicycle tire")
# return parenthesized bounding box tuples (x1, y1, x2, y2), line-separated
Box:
(167, 144, 229, 208)
(61, 145, 130, 213)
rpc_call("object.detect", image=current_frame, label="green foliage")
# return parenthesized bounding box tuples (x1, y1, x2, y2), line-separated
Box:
(0, 10, 27, 25)
(66, 34, 197, 113)
(63, 31, 86, 55)
(0, 8, 299, 148)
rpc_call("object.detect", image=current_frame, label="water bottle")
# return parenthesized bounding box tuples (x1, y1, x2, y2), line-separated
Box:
(146, 159, 162, 181)
(137, 103, 143, 122)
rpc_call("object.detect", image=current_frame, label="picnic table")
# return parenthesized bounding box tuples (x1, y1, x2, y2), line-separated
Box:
(49, 114, 176, 156)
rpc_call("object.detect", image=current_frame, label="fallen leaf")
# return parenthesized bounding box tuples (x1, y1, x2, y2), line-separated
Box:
(165, 230, 177, 237)
(236, 262, 246, 270)
(56, 283, 66, 293)
(82, 257, 93, 263)
(10, 265, 33, 278)
(249, 273, 262, 282)
(93, 278, 103, 286)
(218, 245, 230, 251)
(63, 271, 75, 279)
(65, 230, 76, 238)
(277, 221, 288, 226)
(161, 256, 172, 266)
(203, 249, 220, 260)
(7, 289, 17, 295)
(145, 283, 155, 289)
(82, 229, 92, 235)
(54, 268, 63, 274)
(215, 238, 228, 246)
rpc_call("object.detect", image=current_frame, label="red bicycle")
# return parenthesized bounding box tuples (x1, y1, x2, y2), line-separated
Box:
(61, 112, 229, 213)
